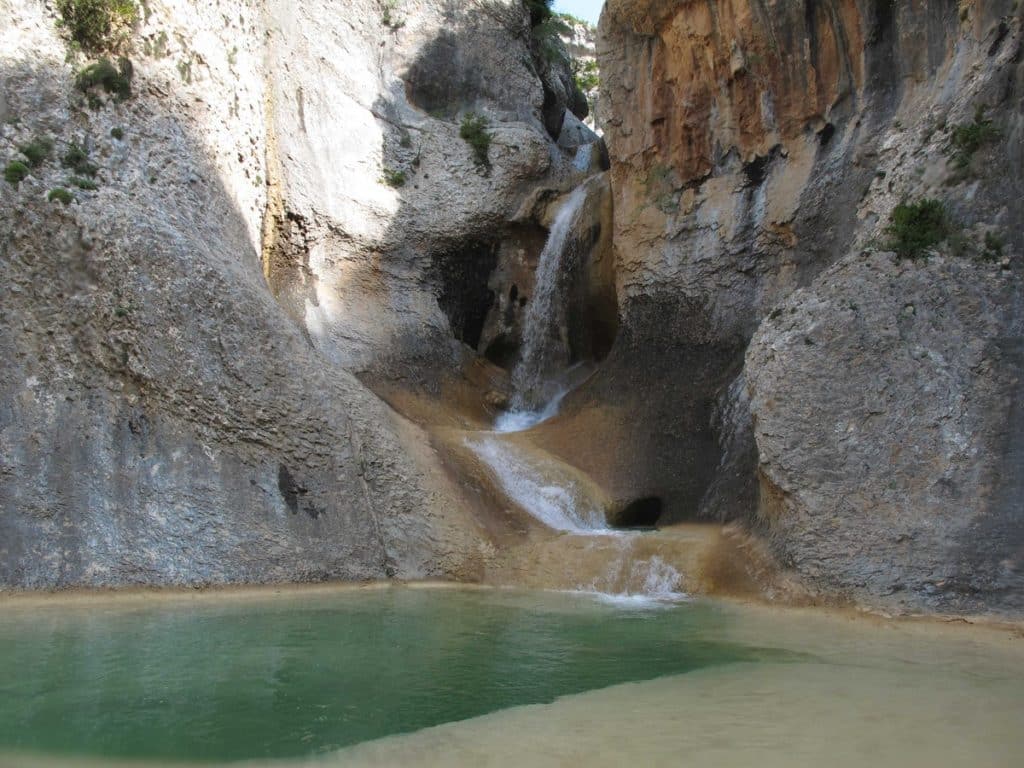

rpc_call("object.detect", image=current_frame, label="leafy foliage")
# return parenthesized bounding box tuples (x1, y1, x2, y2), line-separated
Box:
(18, 137, 53, 167)
(947, 105, 1000, 169)
(572, 58, 599, 93)
(523, 0, 555, 26)
(48, 187, 75, 205)
(531, 16, 572, 64)
(62, 143, 99, 178)
(460, 113, 492, 171)
(70, 175, 99, 190)
(56, 0, 137, 51)
(885, 199, 950, 259)
(4, 160, 30, 186)
(381, 168, 407, 188)
(75, 57, 133, 101)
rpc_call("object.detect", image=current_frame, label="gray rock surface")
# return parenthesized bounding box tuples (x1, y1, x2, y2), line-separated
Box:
(592, 0, 1024, 611)
(0, 0, 583, 588)
(747, 253, 1023, 613)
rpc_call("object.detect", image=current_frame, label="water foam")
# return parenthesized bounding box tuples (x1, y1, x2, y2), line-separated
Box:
(466, 435, 608, 534)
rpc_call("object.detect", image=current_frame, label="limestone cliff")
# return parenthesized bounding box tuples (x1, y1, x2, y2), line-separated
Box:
(0, 0, 590, 588)
(597, 0, 1023, 612)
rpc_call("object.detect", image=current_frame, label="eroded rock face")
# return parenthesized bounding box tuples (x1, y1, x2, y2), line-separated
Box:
(0, 0, 589, 588)
(597, 0, 1024, 611)
(748, 254, 1023, 612)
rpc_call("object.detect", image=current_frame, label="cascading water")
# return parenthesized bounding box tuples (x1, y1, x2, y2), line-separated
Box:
(468, 174, 686, 602)
(495, 184, 590, 433)
(466, 435, 609, 534)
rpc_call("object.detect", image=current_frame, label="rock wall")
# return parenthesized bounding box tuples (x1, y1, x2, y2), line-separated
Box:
(0, 0, 590, 588)
(596, 0, 1024, 612)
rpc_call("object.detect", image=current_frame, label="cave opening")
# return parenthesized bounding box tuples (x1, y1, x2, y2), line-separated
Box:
(430, 238, 501, 350)
(611, 497, 664, 529)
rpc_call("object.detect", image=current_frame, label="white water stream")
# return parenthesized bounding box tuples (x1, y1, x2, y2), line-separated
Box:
(498, 184, 591, 431)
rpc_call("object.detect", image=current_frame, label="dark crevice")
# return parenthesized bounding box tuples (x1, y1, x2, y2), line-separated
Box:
(431, 238, 501, 350)
(610, 497, 664, 528)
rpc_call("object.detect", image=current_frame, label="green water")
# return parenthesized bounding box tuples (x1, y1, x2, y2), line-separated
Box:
(0, 588, 800, 764)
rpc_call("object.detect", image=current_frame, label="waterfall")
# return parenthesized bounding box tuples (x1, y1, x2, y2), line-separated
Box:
(495, 184, 590, 433)
(466, 435, 609, 534)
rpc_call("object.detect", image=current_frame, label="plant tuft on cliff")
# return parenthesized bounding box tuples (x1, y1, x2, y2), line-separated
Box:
(381, 167, 407, 188)
(380, 0, 405, 30)
(18, 137, 54, 168)
(62, 143, 99, 178)
(947, 105, 1000, 169)
(4, 160, 30, 186)
(56, 0, 137, 51)
(524, 0, 554, 26)
(75, 57, 133, 101)
(885, 199, 950, 259)
(48, 187, 75, 205)
(460, 113, 492, 171)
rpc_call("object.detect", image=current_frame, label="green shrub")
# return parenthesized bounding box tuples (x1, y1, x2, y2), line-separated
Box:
(56, 0, 137, 51)
(4, 160, 30, 185)
(524, 0, 554, 26)
(110, 126, 124, 140)
(948, 105, 1000, 169)
(885, 199, 950, 259)
(62, 144, 99, 177)
(70, 175, 99, 190)
(981, 232, 1004, 263)
(532, 16, 571, 64)
(48, 187, 75, 205)
(381, 167, 407, 187)
(75, 57, 133, 101)
(460, 113, 492, 170)
(381, 0, 405, 30)
(572, 58, 599, 93)
(18, 137, 53, 167)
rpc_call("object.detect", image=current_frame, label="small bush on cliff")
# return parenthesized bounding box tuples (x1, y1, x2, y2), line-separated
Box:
(18, 137, 53, 167)
(4, 160, 30, 186)
(381, 167, 406, 188)
(48, 187, 75, 205)
(524, 0, 554, 26)
(572, 59, 599, 93)
(885, 199, 950, 259)
(460, 113, 492, 171)
(62, 143, 99, 177)
(56, 0, 137, 51)
(75, 57, 133, 101)
(947, 105, 1000, 169)
(380, 0, 405, 30)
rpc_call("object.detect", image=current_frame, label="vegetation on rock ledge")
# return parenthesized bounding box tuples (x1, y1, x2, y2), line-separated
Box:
(4, 160, 30, 186)
(885, 199, 950, 259)
(75, 57, 133, 102)
(460, 113, 492, 171)
(56, 0, 137, 51)
(947, 105, 1000, 169)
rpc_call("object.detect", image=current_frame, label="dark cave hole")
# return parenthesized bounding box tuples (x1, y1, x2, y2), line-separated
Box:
(484, 334, 520, 369)
(611, 497, 664, 528)
(743, 154, 770, 186)
(431, 238, 501, 350)
(818, 122, 836, 148)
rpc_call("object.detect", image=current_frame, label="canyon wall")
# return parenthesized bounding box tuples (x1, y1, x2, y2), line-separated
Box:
(596, 0, 1023, 612)
(0, 0, 591, 588)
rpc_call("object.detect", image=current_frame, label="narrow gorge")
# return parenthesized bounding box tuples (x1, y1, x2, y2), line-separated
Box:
(2, 0, 1022, 614)
(2, 1, 1024, 765)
